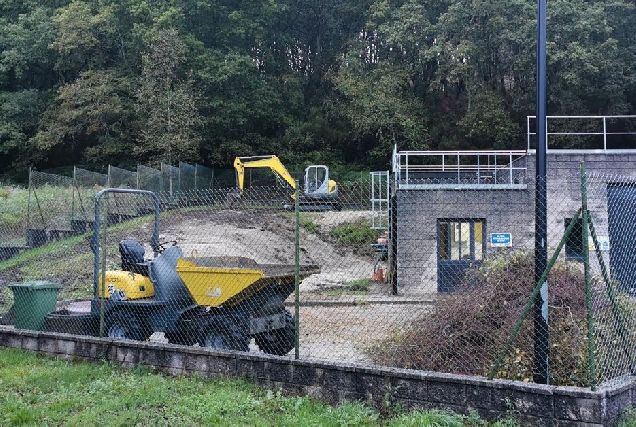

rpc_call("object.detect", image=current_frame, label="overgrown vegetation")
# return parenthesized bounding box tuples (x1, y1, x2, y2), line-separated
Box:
(368, 250, 602, 386)
(331, 220, 377, 244)
(330, 219, 379, 258)
(0, 186, 29, 228)
(296, 214, 380, 257)
(299, 216, 321, 234)
(0, 347, 517, 426)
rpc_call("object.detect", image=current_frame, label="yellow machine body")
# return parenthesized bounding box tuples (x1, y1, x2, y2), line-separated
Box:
(98, 270, 155, 299)
(175, 259, 266, 307)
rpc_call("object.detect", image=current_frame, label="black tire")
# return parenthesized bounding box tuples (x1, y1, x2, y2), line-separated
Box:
(198, 317, 249, 352)
(165, 315, 199, 346)
(165, 331, 197, 346)
(255, 310, 295, 356)
(105, 311, 151, 341)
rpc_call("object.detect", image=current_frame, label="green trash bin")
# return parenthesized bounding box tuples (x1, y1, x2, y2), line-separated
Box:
(8, 281, 64, 331)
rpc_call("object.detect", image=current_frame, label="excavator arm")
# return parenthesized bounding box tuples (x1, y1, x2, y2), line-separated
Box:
(233, 155, 297, 195)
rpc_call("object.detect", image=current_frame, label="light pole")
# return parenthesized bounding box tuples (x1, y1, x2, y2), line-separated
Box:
(534, 0, 549, 385)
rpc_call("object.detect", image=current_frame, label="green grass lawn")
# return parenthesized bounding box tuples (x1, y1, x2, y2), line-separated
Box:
(0, 347, 522, 426)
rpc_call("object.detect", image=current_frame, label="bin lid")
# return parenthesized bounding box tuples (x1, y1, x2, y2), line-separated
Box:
(8, 280, 64, 290)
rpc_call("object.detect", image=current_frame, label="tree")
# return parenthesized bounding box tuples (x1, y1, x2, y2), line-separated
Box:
(31, 69, 135, 167)
(329, 56, 430, 167)
(457, 88, 520, 150)
(50, 1, 119, 80)
(0, 6, 58, 90)
(134, 28, 203, 165)
(0, 89, 50, 178)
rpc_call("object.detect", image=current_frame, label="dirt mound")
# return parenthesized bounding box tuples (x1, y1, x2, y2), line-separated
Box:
(160, 209, 375, 291)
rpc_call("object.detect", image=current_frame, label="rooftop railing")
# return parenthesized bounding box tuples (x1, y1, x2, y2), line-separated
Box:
(527, 115, 636, 151)
(392, 148, 528, 189)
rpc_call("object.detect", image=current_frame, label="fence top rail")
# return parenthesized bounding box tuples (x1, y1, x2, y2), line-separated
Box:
(393, 149, 528, 168)
(528, 115, 636, 119)
(395, 164, 526, 172)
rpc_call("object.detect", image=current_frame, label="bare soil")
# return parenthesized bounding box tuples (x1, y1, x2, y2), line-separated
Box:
(157, 209, 428, 363)
(160, 209, 378, 292)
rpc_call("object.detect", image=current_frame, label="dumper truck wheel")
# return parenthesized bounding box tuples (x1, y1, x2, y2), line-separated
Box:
(255, 310, 295, 356)
(198, 317, 249, 352)
(106, 311, 150, 341)
(165, 331, 197, 346)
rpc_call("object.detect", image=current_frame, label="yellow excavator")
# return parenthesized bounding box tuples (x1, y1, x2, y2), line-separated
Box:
(233, 155, 340, 211)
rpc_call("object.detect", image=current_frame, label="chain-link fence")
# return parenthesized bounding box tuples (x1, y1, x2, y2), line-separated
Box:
(26, 170, 75, 247)
(7, 164, 217, 249)
(4, 161, 636, 390)
(0, 185, 29, 258)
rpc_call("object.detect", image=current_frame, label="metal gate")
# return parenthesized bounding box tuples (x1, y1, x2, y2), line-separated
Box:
(608, 183, 636, 294)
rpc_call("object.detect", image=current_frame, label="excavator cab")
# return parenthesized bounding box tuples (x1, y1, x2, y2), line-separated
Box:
(304, 165, 338, 198)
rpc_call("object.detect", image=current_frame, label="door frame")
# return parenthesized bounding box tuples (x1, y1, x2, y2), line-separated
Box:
(437, 218, 486, 292)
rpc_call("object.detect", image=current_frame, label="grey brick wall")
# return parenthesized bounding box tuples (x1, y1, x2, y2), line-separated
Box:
(0, 327, 632, 426)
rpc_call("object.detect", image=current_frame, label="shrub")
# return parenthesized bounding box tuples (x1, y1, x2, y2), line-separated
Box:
(368, 250, 595, 386)
(299, 216, 320, 234)
(329, 220, 380, 259)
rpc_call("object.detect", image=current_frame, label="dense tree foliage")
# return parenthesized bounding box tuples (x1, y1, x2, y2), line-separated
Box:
(1, 0, 635, 182)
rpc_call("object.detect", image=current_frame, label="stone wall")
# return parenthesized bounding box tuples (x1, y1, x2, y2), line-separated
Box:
(1, 327, 634, 426)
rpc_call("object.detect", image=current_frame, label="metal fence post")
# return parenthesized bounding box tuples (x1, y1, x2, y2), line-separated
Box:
(294, 181, 300, 360)
(580, 164, 596, 390)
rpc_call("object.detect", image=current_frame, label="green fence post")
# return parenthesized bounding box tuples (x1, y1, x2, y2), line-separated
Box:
(99, 194, 108, 337)
(580, 163, 597, 390)
(488, 209, 582, 380)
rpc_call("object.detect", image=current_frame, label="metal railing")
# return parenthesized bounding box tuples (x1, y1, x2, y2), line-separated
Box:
(391, 146, 528, 189)
(527, 115, 636, 151)
(370, 171, 389, 230)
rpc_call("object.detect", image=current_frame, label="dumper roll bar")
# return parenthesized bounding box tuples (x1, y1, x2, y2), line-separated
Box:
(91, 189, 161, 296)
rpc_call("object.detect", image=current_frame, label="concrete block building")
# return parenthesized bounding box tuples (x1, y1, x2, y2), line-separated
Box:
(384, 116, 636, 295)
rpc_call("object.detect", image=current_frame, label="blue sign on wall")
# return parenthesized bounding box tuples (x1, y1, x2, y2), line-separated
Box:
(490, 233, 512, 247)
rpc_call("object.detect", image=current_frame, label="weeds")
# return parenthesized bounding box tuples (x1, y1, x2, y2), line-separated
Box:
(331, 220, 377, 245)
(299, 216, 321, 233)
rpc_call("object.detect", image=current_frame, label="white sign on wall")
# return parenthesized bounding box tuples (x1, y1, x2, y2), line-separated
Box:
(490, 233, 512, 247)
(588, 236, 610, 251)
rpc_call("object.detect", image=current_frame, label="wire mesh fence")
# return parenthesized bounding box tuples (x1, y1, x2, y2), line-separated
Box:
(3, 163, 636, 390)
(14, 164, 217, 248)
(0, 185, 29, 255)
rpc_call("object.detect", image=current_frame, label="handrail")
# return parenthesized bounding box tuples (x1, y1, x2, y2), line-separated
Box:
(527, 115, 636, 151)
(392, 148, 527, 187)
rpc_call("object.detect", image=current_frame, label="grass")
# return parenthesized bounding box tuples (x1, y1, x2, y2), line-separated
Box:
(619, 407, 636, 426)
(325, 278, 371, 295)
(0, 211, 161, 312)
(299, 216, 321, 233)
(0, 347, 518, 426)
(330, 220, 377, 245)
(0, 185, 101, 229)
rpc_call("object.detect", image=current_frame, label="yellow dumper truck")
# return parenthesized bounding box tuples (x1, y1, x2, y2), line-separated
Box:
(44, 189, 318, 356)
